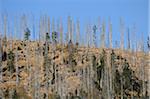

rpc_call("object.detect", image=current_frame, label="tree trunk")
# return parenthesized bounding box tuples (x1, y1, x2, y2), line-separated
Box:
(76, 19, 80, 44)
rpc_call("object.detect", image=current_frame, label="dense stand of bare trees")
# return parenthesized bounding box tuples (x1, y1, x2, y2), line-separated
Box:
(0, 14, 149, 99)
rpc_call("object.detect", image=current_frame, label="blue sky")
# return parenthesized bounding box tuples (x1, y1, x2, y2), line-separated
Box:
(0, 0, 149, 49)
(148, 0, 150, 47)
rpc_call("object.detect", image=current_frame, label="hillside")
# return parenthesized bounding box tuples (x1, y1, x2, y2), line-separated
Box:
(0, 40, 149, 99)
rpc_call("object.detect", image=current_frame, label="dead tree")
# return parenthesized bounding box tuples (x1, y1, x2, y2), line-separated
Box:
(0, 15, 3, 82)
(141, 35, 146, 97)
(14, 20, 19, 85)
(59, 17, 63, 45)
(15, 47, 19, 86)
(32, 15, 36, 41)
(108, 18, 112, 48)
(0, 35, 2, 82)
(72, 21, 75, 44)
(131, 24, 136, 51)
(56, 19, 60, 44)
(120, 18, 124, 50)
(13, 16, 19, 86)
(43, 15, 47, 41)
(70, 16, 73, 41)
(3, 14, 7, 41)
(45, 15, 48, 35)
(106, 51, 111, 99)
(76, 19, 80, 45)
(89, 57, 94, 99)
(39, 16, 42, 42)
(23, 18, 32, 94)
(67, 16, 72, 42)
(101, 21, 105, 48)
(86, 23, 89, 47)
(97, 17, 101, 48)
(48, 16, 50, 36)
(88, 23, 92, 48)
(127, 28, 131, 50)
(44, 34, 49, 99)
(3, 14, 7, 53)
(101, 50, 107, 98)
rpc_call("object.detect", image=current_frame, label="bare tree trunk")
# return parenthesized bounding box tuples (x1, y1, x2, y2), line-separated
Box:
(32, 15, 36, 41)
(48, 16, 50, 34)
(3, 14, 7, 41)
(86, 24, 89, 47)
(120, 53, 124, 99)
(101, 21, 105, 48)
(127, 28, 131, 51)
(108, 18, 112, 48)
(102, 51, 108, 99)
(107, 51, 112, 98)
(131, 24, 136, 51)
(68, 16, 72, 41)
(33, 33, 40, 99)
(111, 51, 115, 98)
(87, 63, 90, 99)
(0, 17, 2, 83)
(72, 21, 75, 44)
(76, 19, 80, 44)
(0, 37, 2, 82)
(120, 18, 124, 50)
(88, 23, 92, 48)
(15, 47, 19, 86)
(40, 16, 44, 42)
(56, 19, 60, 44)
(148, 51, 150, 97)
(39, 16, 42, 42)
(97, 17, 101, 48)
(34, 49, 38, 99)
(142, 41, 146, 97)
(120, 71, 123, 99)
(59, 17, 63, 45)
(52, 17, 55, 32)
(44, 35, 49, 99)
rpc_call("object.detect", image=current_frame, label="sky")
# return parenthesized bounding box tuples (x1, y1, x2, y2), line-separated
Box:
(148, 0, 150, 37)
(0, 0, 149, 49)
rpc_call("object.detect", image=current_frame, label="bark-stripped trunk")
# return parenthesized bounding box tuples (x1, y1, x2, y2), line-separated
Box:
(101, 21, 105, 48)
(48, 16, 50, 34)
(68, 16, 72, 41)
(45, 36, 49, 99)
(34, 51, 38, 99)
(59, 17, 63, 45)
(107, 51, 112, 98)
(86, 24, 89, 47)
(76, 19, 80, 44)
(0, 37, 2, 82)
(108, 19, 112, 48)
(120, 52, 123, 99)
(39, 16, 42, 42)
(120, 18, 124, 50)
(15, 45, 19, 86)
(97, 17, 101, 48)
(127, 28, 131, 50)
(142, 44, 146, 97)
(148, 51, 150, 96)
